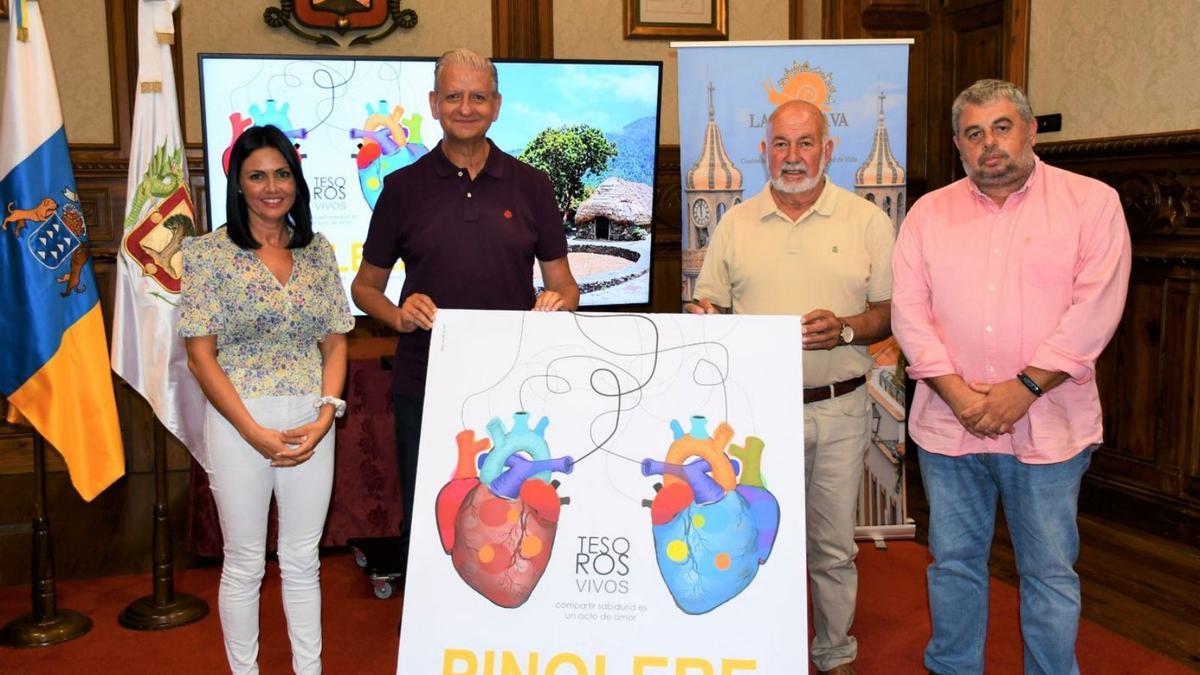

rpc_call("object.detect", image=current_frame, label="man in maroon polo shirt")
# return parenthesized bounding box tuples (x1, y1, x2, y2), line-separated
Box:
(351, 48, 580, 582)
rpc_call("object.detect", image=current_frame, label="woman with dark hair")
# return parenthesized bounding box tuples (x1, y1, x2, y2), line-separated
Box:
(180, 125, 353, 674)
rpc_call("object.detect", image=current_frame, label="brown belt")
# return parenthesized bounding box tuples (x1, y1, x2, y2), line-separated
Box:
(803, 375, 867, 404)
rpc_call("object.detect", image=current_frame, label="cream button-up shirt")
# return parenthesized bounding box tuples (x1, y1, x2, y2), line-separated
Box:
(694, 180, 895, 388)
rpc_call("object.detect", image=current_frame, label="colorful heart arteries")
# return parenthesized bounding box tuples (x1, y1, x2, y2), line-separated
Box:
(435, 412, 780, 614)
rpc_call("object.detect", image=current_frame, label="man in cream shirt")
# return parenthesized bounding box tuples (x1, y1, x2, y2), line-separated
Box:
(686, 100, 895, 675)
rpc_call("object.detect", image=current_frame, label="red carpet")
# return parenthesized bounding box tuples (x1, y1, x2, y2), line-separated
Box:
(0, 542, 1190, 674)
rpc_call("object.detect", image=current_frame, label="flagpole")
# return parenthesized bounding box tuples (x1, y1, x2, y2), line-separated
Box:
(111, 0, 208, 628)
(118, 417, 208, 630)
(0, 420, 92, 648)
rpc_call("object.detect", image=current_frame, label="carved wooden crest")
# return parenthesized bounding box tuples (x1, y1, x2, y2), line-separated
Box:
(264, 0, 418, 47)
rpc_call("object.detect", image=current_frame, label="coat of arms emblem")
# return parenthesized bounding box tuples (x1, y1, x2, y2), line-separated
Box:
(264, 0, 418, 47)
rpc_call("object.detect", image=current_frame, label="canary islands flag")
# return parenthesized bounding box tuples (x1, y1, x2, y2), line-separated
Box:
(0, 0, 125, 500)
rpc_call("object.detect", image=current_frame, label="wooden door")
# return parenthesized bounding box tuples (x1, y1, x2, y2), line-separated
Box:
(823, 0, 1030, 199)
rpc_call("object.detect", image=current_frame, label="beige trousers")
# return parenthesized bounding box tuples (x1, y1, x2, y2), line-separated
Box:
(804, 386, 871, 671)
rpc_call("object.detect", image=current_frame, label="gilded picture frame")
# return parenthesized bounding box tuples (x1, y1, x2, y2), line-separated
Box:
(624, 0, 728, 40)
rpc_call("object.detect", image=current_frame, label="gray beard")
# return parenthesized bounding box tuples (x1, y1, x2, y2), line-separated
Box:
(771, 154, 827, 194)
(772, 172, 823, 194)
(964, 146, 1036, 190)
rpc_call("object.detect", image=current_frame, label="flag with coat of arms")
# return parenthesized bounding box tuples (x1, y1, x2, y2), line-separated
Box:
(111, 0, 208, 470)
(0, 0, 125, 500)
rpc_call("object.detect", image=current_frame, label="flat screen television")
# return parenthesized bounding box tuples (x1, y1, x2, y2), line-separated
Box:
(197, 54, 663, 312)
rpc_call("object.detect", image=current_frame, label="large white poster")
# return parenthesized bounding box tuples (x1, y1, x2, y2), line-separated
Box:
(398, 309, 807, 673)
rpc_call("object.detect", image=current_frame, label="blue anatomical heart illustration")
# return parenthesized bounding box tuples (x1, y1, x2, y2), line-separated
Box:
(642, 416, 780, 614)
(350, 100, 429, 209)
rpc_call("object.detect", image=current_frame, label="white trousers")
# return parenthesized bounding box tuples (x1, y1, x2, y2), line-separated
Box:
(804, 386, 871, 671)
(205, 394, 335, 675)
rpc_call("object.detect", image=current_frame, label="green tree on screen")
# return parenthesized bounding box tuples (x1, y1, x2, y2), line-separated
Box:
(519, 125, 618, 220)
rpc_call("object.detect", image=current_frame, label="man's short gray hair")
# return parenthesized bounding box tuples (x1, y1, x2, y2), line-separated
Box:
(764, 99, 830, 145)
(951, 79, 1033, 134)
(434, 48, 499, 95)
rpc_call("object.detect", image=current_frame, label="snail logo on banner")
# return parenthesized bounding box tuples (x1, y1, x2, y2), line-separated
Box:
(677, 42, 911, 300)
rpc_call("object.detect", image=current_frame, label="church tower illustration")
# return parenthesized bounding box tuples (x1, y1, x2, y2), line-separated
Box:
(682, 82, 744, 301)
(854, 92, 906, 229)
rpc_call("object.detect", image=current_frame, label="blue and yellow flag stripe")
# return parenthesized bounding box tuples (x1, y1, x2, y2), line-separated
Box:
(7, 306, 124, 500)
(1, 0, 125, 500)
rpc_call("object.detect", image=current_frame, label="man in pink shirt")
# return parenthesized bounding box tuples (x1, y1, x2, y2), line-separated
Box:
(892, 80, 1131, 675)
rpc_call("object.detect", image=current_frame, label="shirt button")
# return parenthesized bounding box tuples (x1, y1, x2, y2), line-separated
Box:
(988, 365, 996, 373)
(985, 325, 993, 332)
(988, 285, 996, 291)
(458, 171, 464, 177)
(467, 192, 473, 199)
(992, 248, 1000, 254)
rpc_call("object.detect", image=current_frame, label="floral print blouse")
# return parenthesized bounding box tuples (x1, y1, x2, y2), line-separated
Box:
(179, 227, 354, 399)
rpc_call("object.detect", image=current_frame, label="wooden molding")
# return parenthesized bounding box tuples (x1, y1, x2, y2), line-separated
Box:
(1003, 0, 1031, 87)
(788, 0, 804, 39)
(1036, 129, 1200, 161)
(861, 2, 932, 31)
(492, 0, 553, 59)
(1037, 130, 1200, 241)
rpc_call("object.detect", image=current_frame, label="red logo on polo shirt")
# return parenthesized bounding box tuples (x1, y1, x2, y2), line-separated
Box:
(503, 209, 513, 219)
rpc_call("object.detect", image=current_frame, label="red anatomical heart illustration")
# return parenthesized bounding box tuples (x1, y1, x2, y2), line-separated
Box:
(435, 413, 573, 608)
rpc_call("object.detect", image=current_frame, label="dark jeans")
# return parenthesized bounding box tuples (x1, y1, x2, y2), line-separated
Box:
(392, 392, 424, 574)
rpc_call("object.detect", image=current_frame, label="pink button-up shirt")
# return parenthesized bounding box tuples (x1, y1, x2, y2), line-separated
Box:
(892, 159, 1131, 463)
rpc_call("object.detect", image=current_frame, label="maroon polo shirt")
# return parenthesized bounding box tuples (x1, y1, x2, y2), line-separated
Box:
(362, 139, 568, 397)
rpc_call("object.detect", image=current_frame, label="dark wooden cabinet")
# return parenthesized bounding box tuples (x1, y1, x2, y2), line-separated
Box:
(1040, 133, 1200, 546)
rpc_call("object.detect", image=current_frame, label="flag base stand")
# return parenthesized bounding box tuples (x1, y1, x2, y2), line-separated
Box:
(0, 423, 92, 648)
(119, 419, 209, 630)
(0, 608, 92, 649)
(118, 593, 207, 631)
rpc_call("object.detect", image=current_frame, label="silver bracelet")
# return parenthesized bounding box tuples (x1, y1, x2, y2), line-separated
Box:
(314, 395, 347, 418)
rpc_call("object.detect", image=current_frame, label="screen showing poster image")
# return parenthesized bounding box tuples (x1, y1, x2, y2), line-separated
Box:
(198, 55, 663, 311)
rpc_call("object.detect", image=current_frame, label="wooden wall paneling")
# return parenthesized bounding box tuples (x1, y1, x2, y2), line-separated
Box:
(0, 470, 194, 585)
(903, 20, 937, 199)
(77, 186, 117, 243)
(650, 147, 682, 313)
(1120, 275, 1164, 465)
(1096, 274, 1163, 479)
(1161, 270, 1200, 494)
(190, 162, 210, 234)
